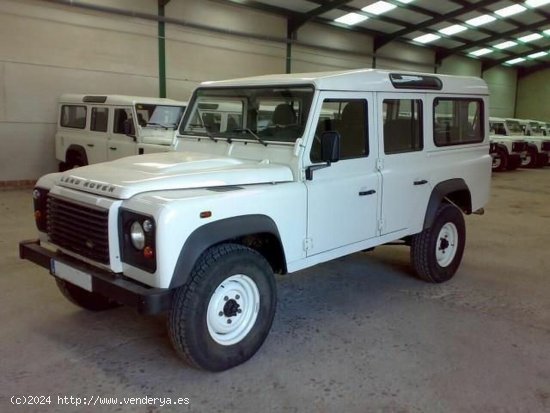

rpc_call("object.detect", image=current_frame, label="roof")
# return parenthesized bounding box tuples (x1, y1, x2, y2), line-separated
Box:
(222, 0, 550, 75)
(59, 94, 187, 106)
(201, 69, 489, 95)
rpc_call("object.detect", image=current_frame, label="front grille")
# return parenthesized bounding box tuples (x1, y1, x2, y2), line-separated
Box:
(512, 142, 527, 153)
(542, 141, 550, 152)
(47, 195, 110, 264)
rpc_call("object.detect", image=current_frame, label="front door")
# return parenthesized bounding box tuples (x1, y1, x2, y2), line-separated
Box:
(107, 106, 137, 160)
(305, 91, 380, 255)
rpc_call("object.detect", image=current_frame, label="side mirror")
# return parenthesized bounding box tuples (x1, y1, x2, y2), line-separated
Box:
(321, 131, 340, 163)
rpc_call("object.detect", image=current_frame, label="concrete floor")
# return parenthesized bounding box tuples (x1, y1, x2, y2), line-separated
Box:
(1, 169, 549, 413)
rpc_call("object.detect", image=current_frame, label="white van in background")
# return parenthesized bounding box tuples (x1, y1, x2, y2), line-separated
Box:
(56, 94, 187, 170)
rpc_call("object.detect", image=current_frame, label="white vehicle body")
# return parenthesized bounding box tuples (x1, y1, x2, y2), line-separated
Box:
(55, 94, 187, 169)
(490, 117, 549, 167)
(22, 69, 491, 371)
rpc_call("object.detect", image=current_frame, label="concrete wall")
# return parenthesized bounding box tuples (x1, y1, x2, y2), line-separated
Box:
(482, 66, 518, 118)
(0, 0, 520, 182)
(516, 69, 550, 121)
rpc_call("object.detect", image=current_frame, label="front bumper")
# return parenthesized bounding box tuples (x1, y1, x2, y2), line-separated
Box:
(19, 240, 172, 314)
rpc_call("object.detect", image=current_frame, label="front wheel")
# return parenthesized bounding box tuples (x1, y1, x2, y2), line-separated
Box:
(410, 204, 466, 283)
(168, 243, 276, 371)
(491, 147, 508, 172)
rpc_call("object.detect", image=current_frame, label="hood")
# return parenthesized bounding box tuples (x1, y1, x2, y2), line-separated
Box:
(56, 151, 294, 199)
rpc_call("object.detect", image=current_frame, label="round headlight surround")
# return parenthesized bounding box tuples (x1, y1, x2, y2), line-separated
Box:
(130, 221, 146, 250)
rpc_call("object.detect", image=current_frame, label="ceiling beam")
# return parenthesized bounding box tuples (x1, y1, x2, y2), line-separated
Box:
(373, 0, 497, 51)
(482, 44, 550, 72)
(289, 0, 354, 32)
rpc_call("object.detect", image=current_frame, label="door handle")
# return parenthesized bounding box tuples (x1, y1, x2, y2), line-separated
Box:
(87, 144, 94, 148)
(109, 147, 117, 150)
(414, 180, 428, 186)
(359, 190, 376, 196)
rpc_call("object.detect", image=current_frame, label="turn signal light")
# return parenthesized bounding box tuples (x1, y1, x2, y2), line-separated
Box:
(34, 210, 42, 220)
(143, 246, 154, 259)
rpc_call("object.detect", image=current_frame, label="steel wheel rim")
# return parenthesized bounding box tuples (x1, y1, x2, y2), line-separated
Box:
(492, 155, 502, 169)
(207, 274, 260, 346)
(435, 222, 458, 267)
(521, 154, 531, 166)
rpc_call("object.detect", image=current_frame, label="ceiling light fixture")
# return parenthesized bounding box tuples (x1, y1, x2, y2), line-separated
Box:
(494, 40, 517, 49)
(362, 1, 396, 15)
(439, 24, 468, 36)
(525, 0, 550, 7)
(505, 57, 526, 65)
(518, 33, 543, 42)
(465, 15, 496, 27)
(334, 12, 368, 26)
(469, 48, 493, 56)
(495, 4, 526, 17)
(412, 33, 441, 44)
(528, 51, 548, 58)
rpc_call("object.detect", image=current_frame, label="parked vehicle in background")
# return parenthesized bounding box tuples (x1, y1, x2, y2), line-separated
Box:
(488, 135, 526, 172)
(489, 117, 548, 168)
(56, 94, 187, 170)
(21, 69, 491, 371)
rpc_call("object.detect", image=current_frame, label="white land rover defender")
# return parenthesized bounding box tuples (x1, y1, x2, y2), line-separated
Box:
(56, 94, 187, 170)
(493, 117, 550, 168)
(488, 119, 527, 172)
(21, 70, 491, 371)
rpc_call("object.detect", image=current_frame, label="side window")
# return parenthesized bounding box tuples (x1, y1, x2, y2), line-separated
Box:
(113, 108, 135, 135)
(60, 105, 86, 129)
(433, 98, 483, 146)
(90, 107, 108, 132)
(383, 99, 423, 154)
(310, 99, 368, 162)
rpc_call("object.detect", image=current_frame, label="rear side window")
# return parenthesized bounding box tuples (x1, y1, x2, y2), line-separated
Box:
(60, 105, 86, 129)
(434, 99, 483, 146)
(383, 99, 423, 154)
(91, 107, 108, 132)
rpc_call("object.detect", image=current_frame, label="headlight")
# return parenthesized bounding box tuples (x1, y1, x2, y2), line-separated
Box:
(130, 221, 145, 250)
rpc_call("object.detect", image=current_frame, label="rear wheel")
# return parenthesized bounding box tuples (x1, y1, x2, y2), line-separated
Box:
(65, 151, 88, 169)
(410, 204, 466, 283)
(56, 279, 119, 311)
(168, 243, 277, 371)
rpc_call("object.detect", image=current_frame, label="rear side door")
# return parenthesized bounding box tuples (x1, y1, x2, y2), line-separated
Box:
(107, 106, 137, 160)
(377, 93, 431, 235)
(305, 91, 380, 255)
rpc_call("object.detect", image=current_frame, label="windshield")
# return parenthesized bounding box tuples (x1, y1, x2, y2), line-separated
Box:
(529, 122, 543, 135)
(135, 104, 185, 129)
(506, 120, 523, 135)
(180, 85, 315, 144)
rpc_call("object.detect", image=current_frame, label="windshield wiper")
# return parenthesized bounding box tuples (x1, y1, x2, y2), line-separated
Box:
(231, 128, 268, 147)
(146, 122, 176, 129)
(183, 130, 218, 142)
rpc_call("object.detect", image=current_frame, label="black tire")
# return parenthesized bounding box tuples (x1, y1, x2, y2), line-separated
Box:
(66, 151, 87, 169)
(536, 152, 549, 168)
(56, 279, 120, 311)
(410, 204, 466, 283)
(522, 146, 538, 168)
(491, 147, 508, 172)
(168, 243, 276, 371)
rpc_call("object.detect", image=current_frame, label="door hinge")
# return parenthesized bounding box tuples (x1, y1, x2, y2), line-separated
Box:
(376, 158, 384, 171)
(303, 238, 313, 252)
(378, 219, 384, 232)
